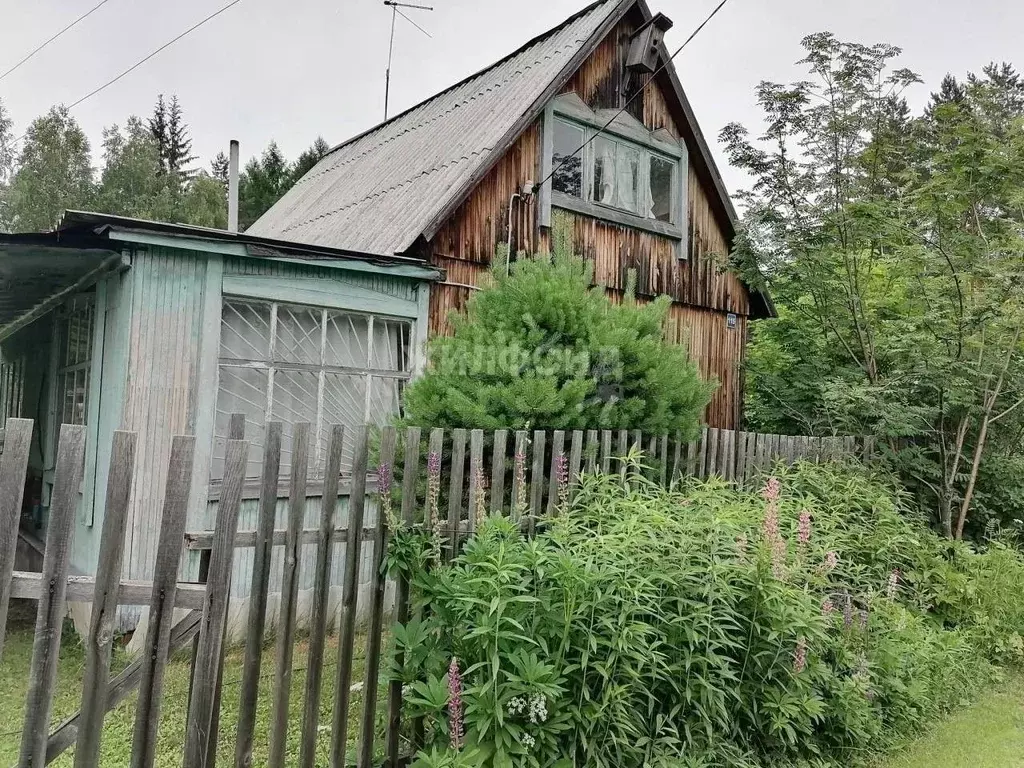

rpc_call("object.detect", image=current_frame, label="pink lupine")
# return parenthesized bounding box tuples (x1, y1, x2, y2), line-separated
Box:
(761, 500, 786, 579)
(473, 466, 488, 530)
(448, 657, 464, 750)
(793, 637, 807, 674)
(762, 476, 781, 503)
(555, 452, 570, 507)
(824, 551, 839, 572)
(797, 509, 812, 545)
(735, 533, 748, 559)
(821, 597, 835, 616)
(513, 451, 528, 517)
(886, 569, 901, 599)
(842, 592, 854, 629)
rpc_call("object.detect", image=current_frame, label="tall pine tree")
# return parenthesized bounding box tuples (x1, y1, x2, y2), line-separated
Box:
(290, 136, 330, 185)
(149, 93, 196, 185)
(238, 141, 292, 229)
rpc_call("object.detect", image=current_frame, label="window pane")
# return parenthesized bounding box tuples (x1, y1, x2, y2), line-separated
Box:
(368, 377, 403, 427)
(275, 305, 322, 365)
(614, 143, 640, 212)
(552, 120, 585, 198)
(649, 155, 675, 222)
(322, 373, 367, 469)
(272, 369, 320, 476)
(212, 366, 268, 480)
(221, 301, 271, 361)
(324, 312, 369, 368)
(592, 135, 616, 206)
(369, 319, 411, 372)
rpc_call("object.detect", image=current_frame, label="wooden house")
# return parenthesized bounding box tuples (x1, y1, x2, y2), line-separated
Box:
(251, 0, 774, 429)
(0, 211, 438, 629)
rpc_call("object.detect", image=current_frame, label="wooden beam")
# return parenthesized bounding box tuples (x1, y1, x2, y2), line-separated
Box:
(10, 571, 207, 610)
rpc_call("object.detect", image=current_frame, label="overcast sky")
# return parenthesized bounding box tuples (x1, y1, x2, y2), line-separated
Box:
(1, 0, 1021, 197)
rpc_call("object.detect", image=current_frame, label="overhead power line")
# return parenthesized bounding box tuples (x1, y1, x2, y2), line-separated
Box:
(10, 0, 244, 146)
(0, 0, 115, 83)
(536, 0, 733, 193)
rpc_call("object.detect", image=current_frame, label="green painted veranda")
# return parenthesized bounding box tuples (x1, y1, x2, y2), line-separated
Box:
(403, 223, 714, 435)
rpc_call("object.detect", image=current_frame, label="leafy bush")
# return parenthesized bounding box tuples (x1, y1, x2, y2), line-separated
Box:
(390, 460, 1024, 767)
(401, 221, 714, 435)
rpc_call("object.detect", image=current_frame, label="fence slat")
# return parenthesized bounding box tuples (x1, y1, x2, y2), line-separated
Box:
(330, 425, 370, 768)
(659, 434, 669, 486)
(686, 437, 698, 479)
(489, 429, 507, 515)
(585, 430, 598, 474)
(697, 428, 708, 478)
(0, 418, 33, 659)
(446, 428, 467, 559)
(358, 427, 397, 767)
(234, 422, 283, 768)
(724, 430, 736, 482)
(617, 430, 629, 479)
(183, 437, 247, 768)
(19, 423, 87, 767)
(671, 432, 683, 483)
(298, 424, 346, 768)
(269, 423, 311, 768)
(468, 429, 484, 529)
(735, 431, 747, 486)
(129, 435, 193, 768)
(510, 431, 528, 521)
(569, 430, 584, 499)
(546, 430, 565, 516)
(387, 426, 421, 767)
(529, 431, 546, 533)
(600, 430, 612, 474)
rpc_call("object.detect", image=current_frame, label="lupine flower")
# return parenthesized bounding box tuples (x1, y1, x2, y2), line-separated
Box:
(762, 476, 781, 502)
(735, 533, 748, 559)
(859, 609, 869, 630)
(507, 696, 527, 716)
(761, 501, 787, 579)
(842, 592, 854, 629)
(521, 732, 536, 749)
(555, 453, 570, 508)
(793, 636, 807, 674)
(824, 551, 839, 572)
(513, 451, 528, 518)
(473, 466, 488, 530)
(886, 569, 901, 600)
(448, 657, 464, 750)
(378, 461, 397, 530)
(427, 451, 442, 562)
(798, 509, 812, 545)
(821, 597, 835, 616)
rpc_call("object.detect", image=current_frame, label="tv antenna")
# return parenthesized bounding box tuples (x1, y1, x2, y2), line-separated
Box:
(383, 0, 433, 120)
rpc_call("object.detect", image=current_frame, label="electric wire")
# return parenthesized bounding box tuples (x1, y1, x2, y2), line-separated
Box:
(0, 0, 115, 82)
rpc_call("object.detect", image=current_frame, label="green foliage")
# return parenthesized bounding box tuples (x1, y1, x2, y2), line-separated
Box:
(392, 461, 1024, 767)
(7, 106, 93, 232)
(148, 94, 196, 183)
(402, 222, 714, 435)
(239, 141, 291, 229)
(725, 35, 1024, 538)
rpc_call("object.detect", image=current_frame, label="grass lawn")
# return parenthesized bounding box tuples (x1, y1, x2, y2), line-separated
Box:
(878, 674, 1024, 768)
(1, 600, 393, 767)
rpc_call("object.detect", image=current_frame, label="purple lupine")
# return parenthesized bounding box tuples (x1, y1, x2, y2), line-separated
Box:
(842, 592, 854, 629)
(793, 636, 807, 674)
(448, 657, 464, 750)
(797, 509, 812, 545)
(555, 452, 570, 508)
(886, 569, 901, 600)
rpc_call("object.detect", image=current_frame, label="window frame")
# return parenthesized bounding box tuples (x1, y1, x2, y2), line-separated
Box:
(212, 296, 414, 484)
(540, 96, 690, 257)
(54, 295, 95, 437)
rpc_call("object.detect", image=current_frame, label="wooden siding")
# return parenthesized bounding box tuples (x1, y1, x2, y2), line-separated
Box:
(426, 13, 750, 428)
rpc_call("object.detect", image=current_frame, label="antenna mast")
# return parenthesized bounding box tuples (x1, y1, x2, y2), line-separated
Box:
(383, 0, 433, 120)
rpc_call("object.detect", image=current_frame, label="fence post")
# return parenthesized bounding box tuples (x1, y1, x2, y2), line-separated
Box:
(19, 424, 87, 767)
(129, 435, 194, 768)
(269, 423, 311, 768)
(183, 437, 247, 768)
(234, 422, 283, 768)
(529, 431, 546, 533)
(0, 417, 33, 659)
(446, 429, 467, 558)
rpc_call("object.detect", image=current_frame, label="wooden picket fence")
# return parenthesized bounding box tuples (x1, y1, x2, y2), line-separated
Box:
(0, 418, 870, 768)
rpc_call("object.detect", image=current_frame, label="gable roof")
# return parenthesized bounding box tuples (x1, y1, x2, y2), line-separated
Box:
(250, 0, 736, 254)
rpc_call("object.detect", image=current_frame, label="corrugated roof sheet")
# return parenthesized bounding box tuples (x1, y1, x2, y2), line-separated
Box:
(248, 0, 621, 255)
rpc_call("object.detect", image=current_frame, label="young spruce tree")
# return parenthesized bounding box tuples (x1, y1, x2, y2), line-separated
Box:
(402, 218, 714, 434)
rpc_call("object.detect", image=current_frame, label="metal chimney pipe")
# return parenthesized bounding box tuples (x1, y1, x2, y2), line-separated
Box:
(228, 139, 240, 232)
